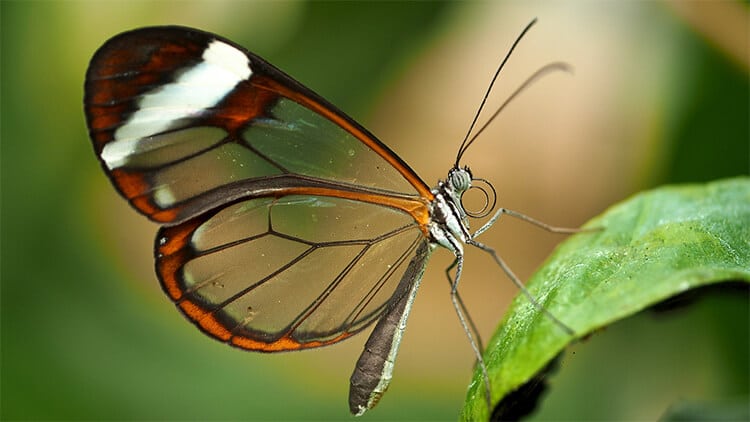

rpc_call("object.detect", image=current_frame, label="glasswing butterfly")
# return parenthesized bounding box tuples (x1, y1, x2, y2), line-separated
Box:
(84, 18, 575, 415)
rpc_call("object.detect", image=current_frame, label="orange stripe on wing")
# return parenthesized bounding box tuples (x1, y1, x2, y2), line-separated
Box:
(231, 331, 353, 352)
(111, 169, 181, 223)
(270, 186, 431, 234)
(156, 218, 203, 300)
(178, 300, 233, 342)
(177, 296, 355, 351)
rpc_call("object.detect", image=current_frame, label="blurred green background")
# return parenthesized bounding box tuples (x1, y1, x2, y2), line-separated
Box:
(1, 1, 747, 420)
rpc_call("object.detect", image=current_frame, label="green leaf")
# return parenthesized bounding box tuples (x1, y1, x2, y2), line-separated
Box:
(461, 177, 750, 420)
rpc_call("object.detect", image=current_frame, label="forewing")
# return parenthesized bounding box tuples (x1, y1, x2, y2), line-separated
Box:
(84, 26, 432, 225)
(156, 194, 429, 351)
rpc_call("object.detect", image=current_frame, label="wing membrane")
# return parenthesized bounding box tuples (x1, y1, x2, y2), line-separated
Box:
(156, 194, 428, 350)
(85, 26, 437, 354)
(84, 26, 432, 225)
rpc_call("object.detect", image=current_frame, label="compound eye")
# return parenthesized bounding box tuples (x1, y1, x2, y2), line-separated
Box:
(448, 168, 472, 192)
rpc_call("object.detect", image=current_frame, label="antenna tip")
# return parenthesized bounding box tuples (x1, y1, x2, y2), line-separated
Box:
(551, 61, 575, 75)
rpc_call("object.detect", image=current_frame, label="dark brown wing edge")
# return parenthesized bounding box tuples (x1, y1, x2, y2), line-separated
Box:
(84, 25, 434, 226)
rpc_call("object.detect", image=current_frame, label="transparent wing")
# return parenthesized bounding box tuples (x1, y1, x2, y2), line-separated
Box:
(84, 26, 437, 352)
(84, 26, 432, 225)
(156, 194, 430, 350)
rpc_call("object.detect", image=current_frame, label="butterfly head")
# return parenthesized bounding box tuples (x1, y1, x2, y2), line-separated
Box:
(443, 166, 497, 220)
(447, 166, 473, 195)
(428, 166, 494, 249)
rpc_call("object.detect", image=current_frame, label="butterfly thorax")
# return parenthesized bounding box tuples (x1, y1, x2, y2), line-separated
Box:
(427, 167, 473, 254)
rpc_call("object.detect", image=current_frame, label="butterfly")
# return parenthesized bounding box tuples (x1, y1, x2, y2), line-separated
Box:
(84, 19, 574, 415)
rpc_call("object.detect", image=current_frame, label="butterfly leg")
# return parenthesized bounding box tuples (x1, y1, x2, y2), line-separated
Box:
(444, 258, 485, 359)
(473, 207, 585, 240)
(448, 251, 493, 411)
(467, 238, 574, 336)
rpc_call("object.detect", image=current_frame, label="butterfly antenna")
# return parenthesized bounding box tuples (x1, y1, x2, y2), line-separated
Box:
(460, 61, 572, 154)
(454, 18, 538, 168)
